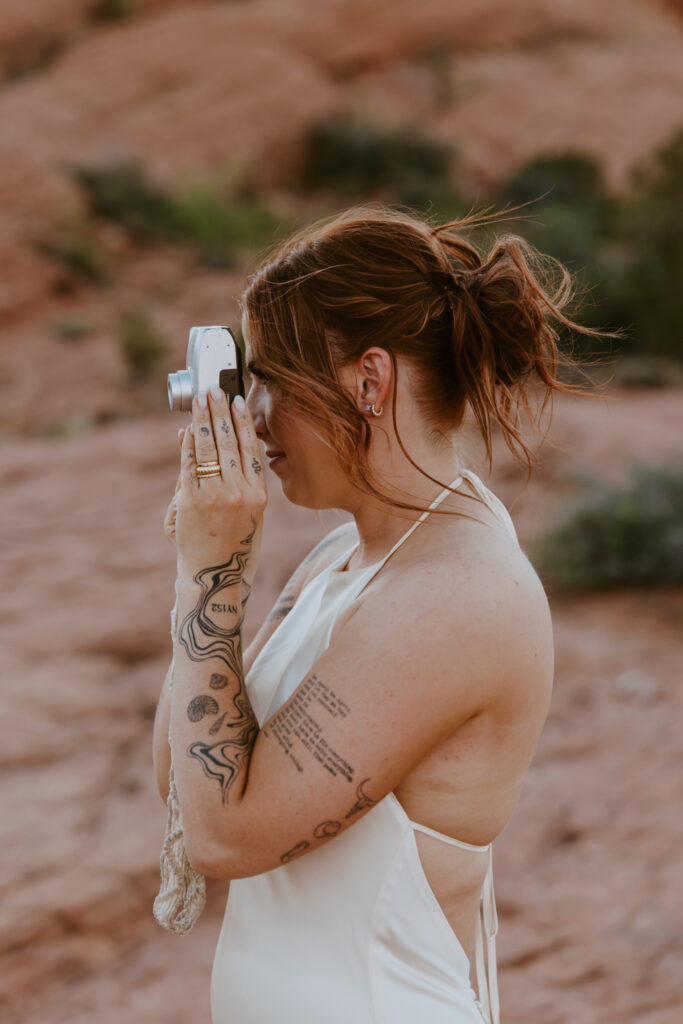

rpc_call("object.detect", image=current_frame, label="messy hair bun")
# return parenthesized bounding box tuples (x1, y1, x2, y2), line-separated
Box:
(242, 204, 601, 508)
(431, 223, 578, 461)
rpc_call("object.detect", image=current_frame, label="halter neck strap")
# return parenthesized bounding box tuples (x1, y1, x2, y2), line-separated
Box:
(337, 475, 464, 574)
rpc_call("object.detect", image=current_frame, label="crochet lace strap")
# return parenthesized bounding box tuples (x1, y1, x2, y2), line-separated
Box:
(153, 587, 207, 935)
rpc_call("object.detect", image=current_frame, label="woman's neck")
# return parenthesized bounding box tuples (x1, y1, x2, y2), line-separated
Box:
(341, 449, 465, 570)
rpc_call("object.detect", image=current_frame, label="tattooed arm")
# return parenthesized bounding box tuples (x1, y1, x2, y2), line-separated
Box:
(171, 538, 552, 882)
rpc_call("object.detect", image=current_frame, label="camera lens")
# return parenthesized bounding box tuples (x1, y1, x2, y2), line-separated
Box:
(167, 370, 193, 411)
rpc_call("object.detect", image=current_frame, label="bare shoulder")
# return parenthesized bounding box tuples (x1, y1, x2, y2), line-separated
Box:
(357, 528, 553, 715)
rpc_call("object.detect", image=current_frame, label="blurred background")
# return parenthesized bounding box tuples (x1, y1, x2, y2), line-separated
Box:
(1, 1, 682, 1022)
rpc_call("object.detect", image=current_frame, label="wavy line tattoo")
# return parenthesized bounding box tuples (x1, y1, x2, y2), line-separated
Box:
(178, 549, 252, 674)
(187, 664, 260, 801)
(181, 519, 259, 802)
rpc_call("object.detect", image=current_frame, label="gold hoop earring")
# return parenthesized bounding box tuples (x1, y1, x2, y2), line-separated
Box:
(365, 403, 383, 417)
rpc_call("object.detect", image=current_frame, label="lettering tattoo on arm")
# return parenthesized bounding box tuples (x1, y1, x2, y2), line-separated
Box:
(178, 552, 249, 677)
(262, 674, 353, 780)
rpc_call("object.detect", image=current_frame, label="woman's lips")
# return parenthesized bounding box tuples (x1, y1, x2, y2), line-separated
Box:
(265, 450, 286, 468)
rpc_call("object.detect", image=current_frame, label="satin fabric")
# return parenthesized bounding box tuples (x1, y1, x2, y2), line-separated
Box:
(211, 471, 516, 1023)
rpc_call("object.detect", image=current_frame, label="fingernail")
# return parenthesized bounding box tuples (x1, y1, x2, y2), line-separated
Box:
(210, 385, 223, 403)
(197, 392, 207, 410)
(178, 428, 183, 439)
(189, 422, 194, 434)
(233, 394, 245, 411)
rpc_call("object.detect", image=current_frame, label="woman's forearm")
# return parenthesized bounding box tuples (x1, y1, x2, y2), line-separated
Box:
(170, 566, 260, 872)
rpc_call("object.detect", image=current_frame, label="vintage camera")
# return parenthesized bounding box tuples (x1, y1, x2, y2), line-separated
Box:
(167, 326, 244, 412)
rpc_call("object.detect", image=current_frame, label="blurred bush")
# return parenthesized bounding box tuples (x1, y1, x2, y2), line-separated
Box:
(52, 314, 93, 343)
(38, 217, 108, 283)
(90, 0, 136, 21)
(118, 307, 167, 383)
(496, 132, 683, 367)
(70, 161, 175, 241)
(535, 464, 683, 588)
(173, 185, 279, 268)
(614, 130, 683, 359)
(68, 159, 282, 266)
(303, 115, 457, 208)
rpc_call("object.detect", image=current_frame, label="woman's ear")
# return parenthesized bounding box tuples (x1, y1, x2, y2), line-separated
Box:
(357, 347, 393, 414)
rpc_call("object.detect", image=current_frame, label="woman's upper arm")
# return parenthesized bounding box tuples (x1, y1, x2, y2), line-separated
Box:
(242, 522, 355, 676)
(200, 554, 544, 880)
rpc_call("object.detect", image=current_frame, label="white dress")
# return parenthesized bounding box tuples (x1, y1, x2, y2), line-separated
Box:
(211, 471, 517, 1024)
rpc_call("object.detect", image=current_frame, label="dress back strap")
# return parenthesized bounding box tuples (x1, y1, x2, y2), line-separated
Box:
(474, 847, 500, 1024)
(411, 819, 490, 854)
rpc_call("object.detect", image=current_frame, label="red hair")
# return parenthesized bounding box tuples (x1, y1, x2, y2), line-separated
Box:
(241, 204, 600, 509)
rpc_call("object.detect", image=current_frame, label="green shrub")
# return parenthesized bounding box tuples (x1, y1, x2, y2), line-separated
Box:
(90, 0, 136, 21)
(118, 308, 167, 382)
(534, 464, 683, 589)
(502, 153, 608, 214)
(69, 161, 181, 242)
(304, 115, 455, 206)
(52, 314, 93, 343)
(38, 219, 107, 283)
(67, 159, 283, 264)
(613, 130, 683, 359)
(172, 186, 281, 268)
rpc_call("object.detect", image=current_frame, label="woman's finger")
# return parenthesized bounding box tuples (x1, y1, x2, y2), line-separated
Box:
(208, 386, 241, 481)
(192, 393, 220, 474)
(179, 415, 199, 491)
(173, 427, 186, 493)
(231, 395, 266, 494)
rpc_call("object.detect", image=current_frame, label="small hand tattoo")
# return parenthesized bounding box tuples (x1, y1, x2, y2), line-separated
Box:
(251, 457, 262, 475)
(209, 673, 229, 690)
(199, 426, 210, 437)
(220, 419, 230, 435)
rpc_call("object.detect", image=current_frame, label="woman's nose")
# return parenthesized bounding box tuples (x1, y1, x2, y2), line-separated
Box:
(246, 386, 266, 436)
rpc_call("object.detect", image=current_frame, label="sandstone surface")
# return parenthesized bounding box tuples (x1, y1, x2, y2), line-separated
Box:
(1, 388, 682, 1024)
(1, 2, 683, 1021)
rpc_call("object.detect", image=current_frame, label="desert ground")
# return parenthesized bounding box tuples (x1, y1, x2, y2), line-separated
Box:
(1, 1, 682, 1022)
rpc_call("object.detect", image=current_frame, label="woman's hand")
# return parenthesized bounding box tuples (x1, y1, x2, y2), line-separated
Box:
(174, 388, 267, 580)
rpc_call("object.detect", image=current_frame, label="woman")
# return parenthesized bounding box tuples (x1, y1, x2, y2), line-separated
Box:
(153, 206, 589, 1023)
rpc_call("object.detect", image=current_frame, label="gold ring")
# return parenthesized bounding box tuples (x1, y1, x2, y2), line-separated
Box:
(195, 461, 222, 479)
